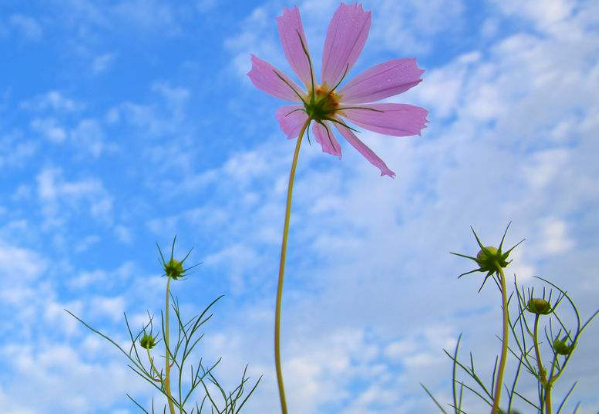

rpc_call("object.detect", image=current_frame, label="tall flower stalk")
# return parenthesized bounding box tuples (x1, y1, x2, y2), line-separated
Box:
(274, 119, 310, 414)
(451, 224, 522, 414)
(493, 265, 509, 414)
(248, 4, 427, 413)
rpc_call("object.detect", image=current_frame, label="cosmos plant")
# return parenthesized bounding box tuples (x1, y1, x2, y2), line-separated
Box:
(68, 238, 260, 414)
(248, 4, 427, 414)
(422, 225, 599, 414)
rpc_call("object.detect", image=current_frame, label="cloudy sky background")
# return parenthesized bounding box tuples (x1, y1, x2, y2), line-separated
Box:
(1, 0, 598, 413)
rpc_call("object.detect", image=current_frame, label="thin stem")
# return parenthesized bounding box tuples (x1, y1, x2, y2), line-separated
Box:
(545, 382, 553, 414)
(544, 357, 559, 414)
(147, 348, 162, 382)
(533, 314, 550, 414)
(274, 118, 311, 414)
(491, 266, 509, 414)
(165, 276, 177, 414)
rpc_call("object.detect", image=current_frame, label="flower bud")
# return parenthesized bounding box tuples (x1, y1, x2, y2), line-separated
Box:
(553, 338, 575, 356)
(451, 224, 523, 281)
(164, 258, 185, 279)
(527, 298, 552, 315)
(476, 246, 498, 261)
(140, 333, 157, 350)
(475, 246, 509, 273)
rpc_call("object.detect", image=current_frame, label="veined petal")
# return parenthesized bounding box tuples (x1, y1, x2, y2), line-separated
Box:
(339, 58, 424, 104)
(343, 103, 428, 136)
(248, 54, 304, 102)
(312, 121, 341, 158)
(335, 120, 395, 177)
(275, 105, 309, 139)
(277, 6, 313, 89)
(321, 3, 371, 88)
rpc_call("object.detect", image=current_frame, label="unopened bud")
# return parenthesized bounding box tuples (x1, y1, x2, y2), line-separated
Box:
(475, 246, 508, 273)
(140, 333, 157, 350)
(527, 298, 552, 315)
(164, 259, 185, 279)
(554, 338, 575, 356)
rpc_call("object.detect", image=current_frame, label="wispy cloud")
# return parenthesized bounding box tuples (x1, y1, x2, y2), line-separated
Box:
(8, 14, 43, 42)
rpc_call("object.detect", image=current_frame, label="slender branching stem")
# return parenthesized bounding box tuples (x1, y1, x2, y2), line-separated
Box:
(165, 276, 177, 414)
(147, 348, 162, 382)
(275, 118, 311, 414)
(491, 265, 509, 414)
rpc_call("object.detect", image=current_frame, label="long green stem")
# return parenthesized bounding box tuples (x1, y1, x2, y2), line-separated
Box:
(491, 266, 509, 414)
(275, 119, 311, 414)
(545, 357, 558, 414)
(545, 383, 553, 414)
(533, 314, 551, 414)
(165, 276, 176, 414)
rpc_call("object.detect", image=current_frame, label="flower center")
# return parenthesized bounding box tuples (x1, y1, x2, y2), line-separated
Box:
(304, 85, 341, 121)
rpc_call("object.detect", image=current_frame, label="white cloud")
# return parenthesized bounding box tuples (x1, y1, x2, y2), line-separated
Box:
(0, 388, 34, 414)
(112, 0, 179, 34)
(31, 117, 68, 143)
(70, 118, 108, 157)
(368, 0, 465, 55)
(55, 0, 194, 39)
(1, 341, 146, 413)
(36, 167, 114, 228)
(92, 53, 116, 74)
(539, 217, 576, 255)
(9, 14, 43, 42)
(68, 262, 134, 290)
(0, 131, 37, 170)
(490, 0, 575, 32)
(21, 91, 82, 113)
(89, 295, 127, 322)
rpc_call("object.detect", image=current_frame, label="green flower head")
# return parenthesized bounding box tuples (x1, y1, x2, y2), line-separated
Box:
(157, 236, 199, 280)
(140, 333, 157, 350)
(451, 223, 524, 290)
(164, 259, 185, 279)
(554, 337, 575, 356)
(527, 298, 553, 315)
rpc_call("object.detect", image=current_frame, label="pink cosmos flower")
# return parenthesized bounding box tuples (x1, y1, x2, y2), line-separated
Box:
(248, 3, 428, 177)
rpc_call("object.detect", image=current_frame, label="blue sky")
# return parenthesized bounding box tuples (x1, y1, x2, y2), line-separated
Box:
(1, 0, 598, 413)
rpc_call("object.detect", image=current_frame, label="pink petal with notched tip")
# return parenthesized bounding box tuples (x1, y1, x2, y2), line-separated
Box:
(275, 105, 309, 139)
(321, 3, 371, 88)
(334, 120, 395, 177)
(247, 54, 304, 102)
(312, 122, 342, 158)
(343, 103, 428, 136)
(339, 58, 424, 104)
(277, 7, 314, 89)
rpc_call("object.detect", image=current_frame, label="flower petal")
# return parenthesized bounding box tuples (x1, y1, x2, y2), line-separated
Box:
(312, 121, 341, 158)
(342, 103, 428, 136)
(275, 105, 309, 139)
(339, 58, 424, 104)
(247, 54, 304, 101)
(321, 3, 371, 88)
(277, 6, 314, 89)
(334, 120, 395, 177)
